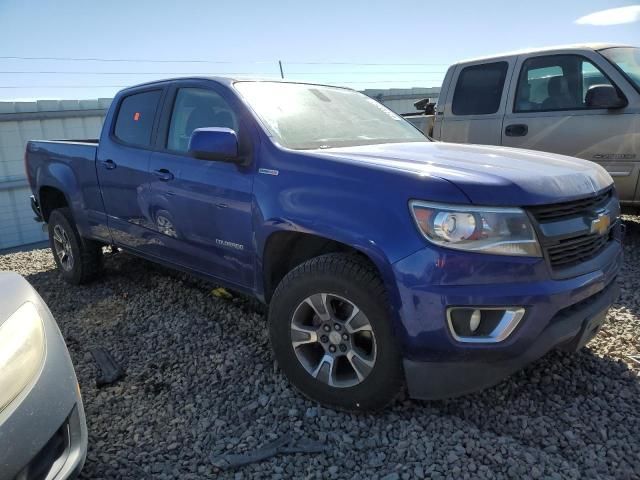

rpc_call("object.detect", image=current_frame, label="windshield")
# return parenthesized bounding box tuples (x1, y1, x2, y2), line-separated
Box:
(600, 47, 640, 92)
(234, 82, 427, 150)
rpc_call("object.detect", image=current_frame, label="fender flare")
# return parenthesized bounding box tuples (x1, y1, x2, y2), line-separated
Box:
(257, 221, 404, 329)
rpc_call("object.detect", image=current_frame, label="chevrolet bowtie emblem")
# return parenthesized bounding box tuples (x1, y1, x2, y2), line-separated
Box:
(590, 212, 611, 236)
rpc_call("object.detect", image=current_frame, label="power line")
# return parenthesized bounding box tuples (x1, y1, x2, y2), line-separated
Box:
(0, 71, 446, 75)
(0, 85, 130, 89)
(0, 56, 244, 64)
(0, 55, 449, 66)
(0, 71, 280, 76)
(286, 61, 449, 66)
(0, 80, 441, 89)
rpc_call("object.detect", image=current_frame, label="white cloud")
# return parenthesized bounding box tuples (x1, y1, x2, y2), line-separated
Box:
(575, 5, 640, 25)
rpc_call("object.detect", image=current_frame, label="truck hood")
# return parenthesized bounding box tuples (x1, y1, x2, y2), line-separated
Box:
(316, 142, 613, 206)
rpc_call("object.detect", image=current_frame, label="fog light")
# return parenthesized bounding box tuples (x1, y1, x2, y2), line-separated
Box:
(469, 309, 481, 332)
(447, 307, 525, 343)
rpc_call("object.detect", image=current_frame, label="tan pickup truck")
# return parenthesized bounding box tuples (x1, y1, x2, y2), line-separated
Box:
(410, 44, 640, 205)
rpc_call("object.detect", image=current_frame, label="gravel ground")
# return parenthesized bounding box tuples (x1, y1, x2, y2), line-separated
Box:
(1, 217, 639, 480)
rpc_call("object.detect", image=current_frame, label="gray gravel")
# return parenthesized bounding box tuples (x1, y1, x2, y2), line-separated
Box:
(1, 216, 639, 479)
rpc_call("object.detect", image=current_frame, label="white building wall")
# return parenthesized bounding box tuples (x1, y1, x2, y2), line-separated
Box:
(0, 99, 110, 250)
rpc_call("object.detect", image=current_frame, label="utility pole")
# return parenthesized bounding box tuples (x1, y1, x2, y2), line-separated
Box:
(278, 60, 284, 79)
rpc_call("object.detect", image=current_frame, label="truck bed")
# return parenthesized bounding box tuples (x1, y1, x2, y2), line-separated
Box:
(26, 140, 99, 190)
(25, 140, 101, 229)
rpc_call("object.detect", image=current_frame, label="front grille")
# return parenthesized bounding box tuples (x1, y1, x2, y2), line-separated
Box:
(525, 187, 618, 275)
(529, 188, 613, 222)
(552, 278, 616, 323)
(546, 231, 613, 269)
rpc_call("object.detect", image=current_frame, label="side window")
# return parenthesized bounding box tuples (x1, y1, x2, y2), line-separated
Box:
(167, 88, 238, 153)
(114, 90, 162, 147)
(451, 62, 508, 115)
(514, 55, 615, 112)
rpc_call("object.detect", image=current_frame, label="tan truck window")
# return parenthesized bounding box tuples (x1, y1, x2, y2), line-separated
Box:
(514, 55, 614, 113)
(451, 62, 508, 115)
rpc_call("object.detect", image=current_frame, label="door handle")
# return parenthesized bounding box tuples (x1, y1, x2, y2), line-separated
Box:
(153, 168, 174, 181)
(101, 159, 117, 170)
(505, 124, 528, 137)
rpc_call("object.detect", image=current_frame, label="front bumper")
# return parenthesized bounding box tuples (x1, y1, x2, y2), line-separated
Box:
(391, 237, 623, 400)
(0, 273, 87, 479)
(404, 280, 619, 399)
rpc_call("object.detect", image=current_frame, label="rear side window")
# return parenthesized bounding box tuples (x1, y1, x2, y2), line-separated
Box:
(114, 90, 162, 147)
(452, 62, 508, 115)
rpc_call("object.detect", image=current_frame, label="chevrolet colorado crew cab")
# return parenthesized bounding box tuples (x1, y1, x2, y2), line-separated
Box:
(429, 44, 640, 205)
(26, 77, 623, 410)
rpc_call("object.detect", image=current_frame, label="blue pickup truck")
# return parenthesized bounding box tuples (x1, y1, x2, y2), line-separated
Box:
(26, 78, 623, 410)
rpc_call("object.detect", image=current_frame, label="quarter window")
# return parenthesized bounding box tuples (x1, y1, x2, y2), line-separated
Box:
(452, 62, 508, 115)
(114, 90, 162, 147)
(514, 55, 615, 112)
(167, 88, 238, 153)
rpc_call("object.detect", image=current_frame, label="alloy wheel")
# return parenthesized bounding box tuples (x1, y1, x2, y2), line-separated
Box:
(53, 224, 74, 271)
(290, 293, 377, 388)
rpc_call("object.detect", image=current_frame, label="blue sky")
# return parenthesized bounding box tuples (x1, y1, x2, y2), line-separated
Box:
(0, 0, 638, 100)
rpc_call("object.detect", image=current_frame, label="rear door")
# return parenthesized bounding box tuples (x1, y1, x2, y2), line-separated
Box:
(502, 50, 640, 203)
(96, 88, 164, 248)
(146, 81, 255, 288)
(438, 58, 514, 145)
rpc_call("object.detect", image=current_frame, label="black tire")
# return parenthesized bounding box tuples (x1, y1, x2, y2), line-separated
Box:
(268, 253, 403, 411)
(48, 207, 103, 285)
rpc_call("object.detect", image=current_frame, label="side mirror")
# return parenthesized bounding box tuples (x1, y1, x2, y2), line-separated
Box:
(585, 85, 627, 109)
(188, 127, 239, 161)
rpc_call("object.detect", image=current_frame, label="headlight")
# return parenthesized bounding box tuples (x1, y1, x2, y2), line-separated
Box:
(410, 201, 542, 257)
(0, 302, 45, 412)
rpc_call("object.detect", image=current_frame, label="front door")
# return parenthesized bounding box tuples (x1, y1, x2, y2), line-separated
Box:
(147, 85, 254, 288)
(96, 88, 163, 249)
(502, 52, 640, 203)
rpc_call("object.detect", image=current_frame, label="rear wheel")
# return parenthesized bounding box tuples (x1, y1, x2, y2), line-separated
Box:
(268, 253, 403, 410)
(48, 208, 103, 284)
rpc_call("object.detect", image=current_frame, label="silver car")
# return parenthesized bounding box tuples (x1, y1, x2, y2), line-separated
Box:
(0, 272, 87, 479)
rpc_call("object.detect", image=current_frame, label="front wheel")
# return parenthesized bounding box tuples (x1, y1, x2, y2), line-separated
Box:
(48, 207, 103, 285)
(268, 253, 403, 410)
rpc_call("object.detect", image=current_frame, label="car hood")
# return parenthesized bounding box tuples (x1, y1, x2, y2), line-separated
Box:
(315, 142, 613, 206)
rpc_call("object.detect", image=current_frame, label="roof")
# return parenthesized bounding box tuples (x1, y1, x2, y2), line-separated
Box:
(117, 76, 356, 95)
(457, 43, 632, 64)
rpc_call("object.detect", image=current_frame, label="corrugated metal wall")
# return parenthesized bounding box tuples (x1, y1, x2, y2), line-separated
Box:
(0, 86, 441, 251)
(0, 99, 110, 250)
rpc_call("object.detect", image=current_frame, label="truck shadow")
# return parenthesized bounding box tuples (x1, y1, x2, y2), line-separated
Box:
(23, 251, 158, 313)
(616, 214, 640, 318)
(407, 348, 639, 476)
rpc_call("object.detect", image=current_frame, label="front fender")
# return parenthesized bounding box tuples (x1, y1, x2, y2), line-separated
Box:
(252, 141, 469, 326)
(256, 220, 405, 334)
